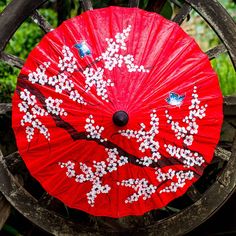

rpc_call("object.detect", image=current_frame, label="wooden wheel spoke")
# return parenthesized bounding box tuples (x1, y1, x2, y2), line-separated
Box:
(224, 96, 236, 116)
(0, 194, 11, 229)
(0, 52, 24, 69)
(214, 146, 231, 162)
(186, 0, 236, 69)
(80, 0, 93, 11)
(129, 0, 140, 7)
(206, 44, 227, 60)
(3, 152, 25, 174)
(172, 3, 192, 25)
(217, 135, 236, 188)
(0, 103, 12, 115)
(170, 0, 182, 8)
(31, 10, 53, 33)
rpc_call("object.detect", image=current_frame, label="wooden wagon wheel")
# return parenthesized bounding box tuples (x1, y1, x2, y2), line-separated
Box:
(0, 0, 236, 235)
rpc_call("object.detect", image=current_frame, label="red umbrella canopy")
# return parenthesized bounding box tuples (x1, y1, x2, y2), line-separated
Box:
(12, 6, 223, 217)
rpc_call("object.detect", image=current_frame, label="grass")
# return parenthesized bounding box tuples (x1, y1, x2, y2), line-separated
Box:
(211, 54, 236, 96)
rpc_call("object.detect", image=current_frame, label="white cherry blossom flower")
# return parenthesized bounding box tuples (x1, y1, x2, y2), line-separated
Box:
(119, 110, 161, 165)
(165, 87, 208, 146)
(118, 178, 157, 203)
(59, 147, 128, 207)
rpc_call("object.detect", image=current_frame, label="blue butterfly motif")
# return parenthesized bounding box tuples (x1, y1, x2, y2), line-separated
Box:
(166, 92, 185, 107)
(74, 41, 91, 58)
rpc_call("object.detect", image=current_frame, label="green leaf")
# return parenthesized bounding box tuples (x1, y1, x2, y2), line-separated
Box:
(160, 1, 173, 19)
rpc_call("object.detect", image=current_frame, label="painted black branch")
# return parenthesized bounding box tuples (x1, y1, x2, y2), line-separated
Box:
(16, 78, 202, 174)
(17, 79, 85, 140)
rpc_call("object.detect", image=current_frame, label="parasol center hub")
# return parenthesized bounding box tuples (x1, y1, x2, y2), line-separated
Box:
(112, 111, 129, 127)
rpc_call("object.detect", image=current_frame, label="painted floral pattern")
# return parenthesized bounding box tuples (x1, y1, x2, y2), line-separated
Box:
(13, 7, 223, 217)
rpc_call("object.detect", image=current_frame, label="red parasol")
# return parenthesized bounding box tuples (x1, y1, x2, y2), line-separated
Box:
(12, 6, 223, 218)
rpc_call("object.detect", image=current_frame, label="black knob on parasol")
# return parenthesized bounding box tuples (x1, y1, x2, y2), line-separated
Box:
(112, 111, 129, 127)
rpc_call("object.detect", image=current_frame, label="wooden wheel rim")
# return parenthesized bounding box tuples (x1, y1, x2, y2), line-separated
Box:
(0, 0, 235, 235)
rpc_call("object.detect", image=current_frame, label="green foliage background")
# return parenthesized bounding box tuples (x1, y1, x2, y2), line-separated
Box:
(212, 0, 236, 95)
(0, 0, 235, 103)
